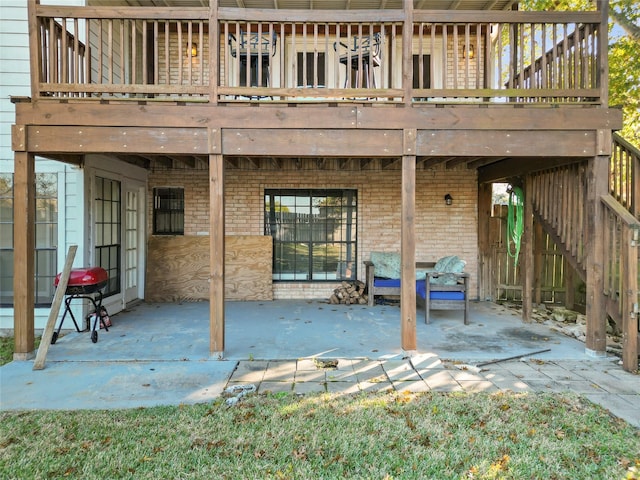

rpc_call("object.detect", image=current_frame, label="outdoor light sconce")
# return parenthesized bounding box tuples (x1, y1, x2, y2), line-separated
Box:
(444, 194, 453, 205)
(463, 44, 475, 60)
(190, 42, 198, 57)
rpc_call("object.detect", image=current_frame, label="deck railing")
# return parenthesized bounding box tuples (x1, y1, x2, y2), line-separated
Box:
(30, 4, 605, 105)
(530, 163, 588, 278)
(510, 23, 600, 102)
(601, 195, 639, 372)
(606, 135, 640, 372)
(610, 133, 640, 219)
(528, 158, 639, 372)
(36, 17, 88, 96)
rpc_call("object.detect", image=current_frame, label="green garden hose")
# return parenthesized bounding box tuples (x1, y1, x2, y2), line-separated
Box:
(507, 186, 524, 266)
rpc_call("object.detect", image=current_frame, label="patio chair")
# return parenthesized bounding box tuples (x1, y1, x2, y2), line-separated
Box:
(417, 271, 469, 325)
(228, 30, 277, 89)
(333, 32, 381, 88)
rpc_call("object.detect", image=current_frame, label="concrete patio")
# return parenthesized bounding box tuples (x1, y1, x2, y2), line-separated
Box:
(1, 300, 638, 428)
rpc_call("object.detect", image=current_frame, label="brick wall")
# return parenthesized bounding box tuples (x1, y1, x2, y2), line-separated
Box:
(148, 163, 478, 300)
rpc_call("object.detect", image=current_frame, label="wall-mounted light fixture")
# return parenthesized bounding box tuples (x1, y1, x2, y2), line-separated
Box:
(444, 193, 453, 205)
(462, 44, 475, 60)
(190, 42, 198, 57)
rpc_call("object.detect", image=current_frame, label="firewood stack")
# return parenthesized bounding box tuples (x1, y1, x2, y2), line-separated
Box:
(328, 280, 368, 305)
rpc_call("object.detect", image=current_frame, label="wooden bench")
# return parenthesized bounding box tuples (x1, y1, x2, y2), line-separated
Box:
(365, 260, 435, 307)
(365, 259, 469, 324)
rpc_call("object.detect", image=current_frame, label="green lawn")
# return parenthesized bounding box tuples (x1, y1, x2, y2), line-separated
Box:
(0, 336, 13, 365)
(1, 390, 638, 479)
(0, 336, 41, 366)
(1, 337, 638, 478)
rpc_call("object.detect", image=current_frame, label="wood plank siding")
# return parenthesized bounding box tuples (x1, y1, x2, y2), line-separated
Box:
(11, 0, 633, 365)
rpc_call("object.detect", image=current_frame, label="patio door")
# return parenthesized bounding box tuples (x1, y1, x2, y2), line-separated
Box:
(124, 185, 144, 305)
(95, 176, 145, 313)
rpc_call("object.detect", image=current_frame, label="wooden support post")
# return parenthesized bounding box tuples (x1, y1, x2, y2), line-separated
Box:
(33, 245, 77, 370)
(401, 129, 416, 351)
(522, 176, 534, 322)
(209, 153, 225, 357)
(585, 155, 608, 355)
(477, 183, 492, 301)
(13, 151, 36, 359)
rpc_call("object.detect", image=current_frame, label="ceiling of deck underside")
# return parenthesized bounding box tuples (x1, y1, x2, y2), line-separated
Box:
(87, 0, 518, 10)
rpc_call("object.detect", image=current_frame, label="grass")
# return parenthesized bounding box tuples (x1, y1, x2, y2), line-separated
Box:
(1, 391, 639, 479)
(1, 337, 638, 478)
(0, 337, 14, 366)
(0, 336, 41, 366)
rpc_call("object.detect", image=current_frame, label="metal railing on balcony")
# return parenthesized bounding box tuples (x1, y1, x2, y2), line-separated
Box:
(30, 4, 605, 105)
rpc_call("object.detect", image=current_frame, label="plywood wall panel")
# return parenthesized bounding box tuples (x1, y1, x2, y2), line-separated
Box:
(146, 235, 272, 302)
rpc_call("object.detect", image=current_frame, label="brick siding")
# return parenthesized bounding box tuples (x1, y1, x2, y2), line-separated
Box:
(148, 163, 478, 300)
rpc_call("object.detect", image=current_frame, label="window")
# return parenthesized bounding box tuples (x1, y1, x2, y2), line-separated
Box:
(0, 173, 58, 307)
(0, 174, 14, 306)
(95, 177, 121, 297)
(239, 56, 270, 87)
(229, 31, 276, 88)
(265, 189, 357, 281)
(153, 188, 184, 235)
(412, 54, 431, 89)
(297, 52, 325, 87)
(34, 174, 58, 306)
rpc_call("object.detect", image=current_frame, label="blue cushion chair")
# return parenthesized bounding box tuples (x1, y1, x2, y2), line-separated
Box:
(365, 252, 469, 324)
(416, 272, 469, 325)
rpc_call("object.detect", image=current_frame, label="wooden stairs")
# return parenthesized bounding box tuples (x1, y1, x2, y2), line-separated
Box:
(528, 133, 639, 372)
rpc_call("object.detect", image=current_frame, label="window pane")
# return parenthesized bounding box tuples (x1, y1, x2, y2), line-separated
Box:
(239, 56, 270, 87)
(0, 250, 13, 305)
(412, 54, 431, 89)
(153, 188, 184, 235)
(35, 223, 57, 248)
(0, 224, 12, 249)
(36, 173, 57, 196)
(297, 52, 326, 87)
(95, 177, 121, 297)
(0, 174, 13, 226)
(266, 189, 357, 282)
(35, 249, 56, 305)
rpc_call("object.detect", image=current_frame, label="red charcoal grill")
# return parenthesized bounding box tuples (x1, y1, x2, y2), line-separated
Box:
(52, 267, 109, 344)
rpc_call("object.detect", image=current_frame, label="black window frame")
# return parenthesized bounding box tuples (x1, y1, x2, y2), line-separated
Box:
(153, 187, 185, 236)
(264, 189, 357, 282)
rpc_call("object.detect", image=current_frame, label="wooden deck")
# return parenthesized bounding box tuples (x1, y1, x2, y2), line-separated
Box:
(12, 0, 636, 371)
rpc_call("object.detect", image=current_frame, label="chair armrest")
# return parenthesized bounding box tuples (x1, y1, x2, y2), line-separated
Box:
(427, 271, 469, 279)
